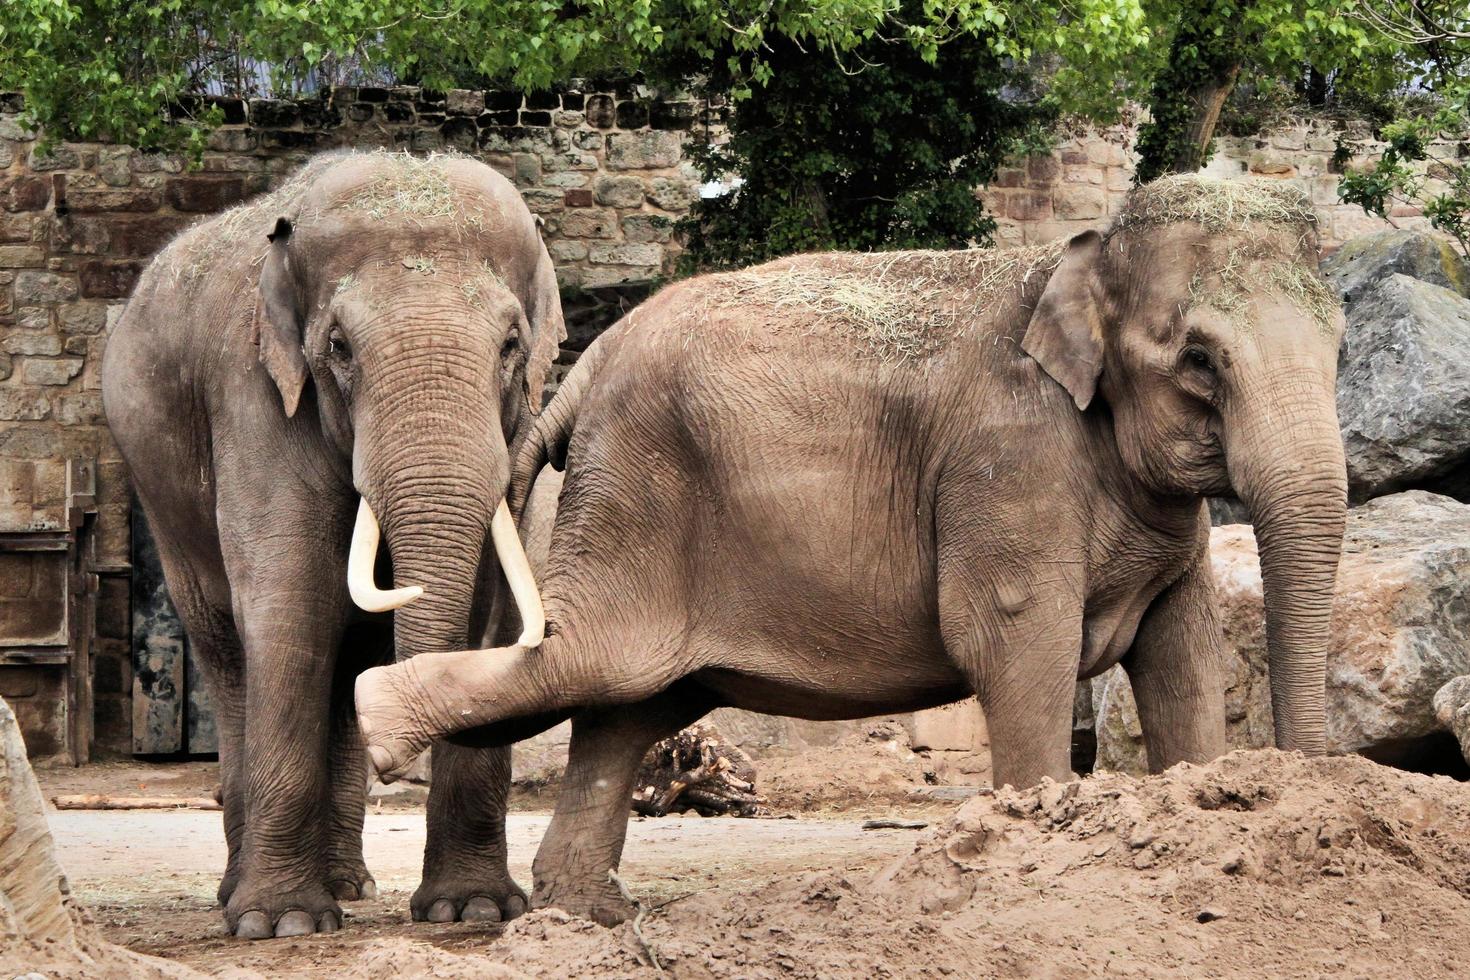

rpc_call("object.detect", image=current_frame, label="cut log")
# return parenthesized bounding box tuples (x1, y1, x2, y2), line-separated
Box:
(50, 795, 222, 811)
(631, 722, 766, 817)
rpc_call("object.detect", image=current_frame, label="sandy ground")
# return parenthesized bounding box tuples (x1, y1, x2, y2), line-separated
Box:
(41, 776, 933, 976)
(27, 748, 1470, 978)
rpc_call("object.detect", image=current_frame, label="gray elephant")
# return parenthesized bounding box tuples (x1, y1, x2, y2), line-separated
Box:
(355, 175, 1348, 924)
(101, 151, 563, 938)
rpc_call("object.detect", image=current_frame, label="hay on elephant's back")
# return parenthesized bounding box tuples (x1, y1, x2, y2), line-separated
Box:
(1116, 174, 1318, 234)
(699, 239, 1066, 361)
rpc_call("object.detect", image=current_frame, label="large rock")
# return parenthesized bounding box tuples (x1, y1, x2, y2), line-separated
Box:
(1433, 675, 1470, 765)
(0, 697, 199, 977)
(1094, 491, 1470, 773)
(1322, 229, 1470, 305)
(1, 697, 80, 948)
(1334, 274, 1470, 502)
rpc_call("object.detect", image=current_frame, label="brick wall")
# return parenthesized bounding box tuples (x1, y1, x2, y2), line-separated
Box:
(0, 83, 713, 755)
(981, 117, 1465, 252)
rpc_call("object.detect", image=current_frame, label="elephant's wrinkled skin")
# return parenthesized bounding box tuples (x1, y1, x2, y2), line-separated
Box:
(102, 152, 564, 938)
(357, 176, 1348, 924)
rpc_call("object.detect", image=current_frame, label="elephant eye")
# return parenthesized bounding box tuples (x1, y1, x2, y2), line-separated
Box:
(1183, 346, 1215, 374)
(328, 331, 351, 359)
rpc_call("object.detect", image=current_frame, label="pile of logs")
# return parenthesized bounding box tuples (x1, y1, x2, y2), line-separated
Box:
(631, 723, 766, 817)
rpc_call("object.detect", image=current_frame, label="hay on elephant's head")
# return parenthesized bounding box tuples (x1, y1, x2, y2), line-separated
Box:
(700, 240, 1067, 361)
(1114, 174, 1318, 235)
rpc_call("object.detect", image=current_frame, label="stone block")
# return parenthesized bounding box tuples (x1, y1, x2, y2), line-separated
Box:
(1026, 153, 1062, 186)
(11, 307, 49, 331)
(542, 172, 589, 189)
(97, 147, 134, 187)
(28, 144, 82, 172)
(78, 261, 142, 298)
(1054, 185, 1106, 220)
(562, 189, 594, 208)
(645, 176, 694, 211)
(607, 131, 682, 170)
(63, 188, 162, 213)
(573, 130, 604, 152)
(584, 95, 616, 129)
(53, 392, 104, 424)
(1007, 191, 1052, 221)
(588, 243, 663, 266)
(2, 330, 61, 356)
(512, 153, 542, 187)
(547, 241, 588, 263)
(554, 110, 585, 129)
(101, 215, 188, 258)
(165, 177, 249, 213)
(518, 189, 564, 214)
(446, 89, 482, 115)
(0, 116, 37, 141)
(0, 214, 36, 243)
(622, 214, 675, 243)
(3, 176, 50, 212)
(580, 265, 659, 288)
(0, 352, 9, 380)
(0, 245, 43, 268)
(0, 392, 50, 420)
(593, 175, 645, 208)
(22, 358, 83, 386)
(14, 271, 77, 303)
(558, 209, 618, 239)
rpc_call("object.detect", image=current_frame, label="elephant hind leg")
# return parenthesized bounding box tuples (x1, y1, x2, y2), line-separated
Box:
(356, 630, 687, 782)
(532, 685, 716, 925)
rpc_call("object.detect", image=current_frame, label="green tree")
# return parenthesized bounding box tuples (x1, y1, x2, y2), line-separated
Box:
(676, 19, 1052, 269)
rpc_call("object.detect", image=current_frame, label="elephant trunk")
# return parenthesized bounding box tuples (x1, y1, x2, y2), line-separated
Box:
(1227, 382, 1347, 755)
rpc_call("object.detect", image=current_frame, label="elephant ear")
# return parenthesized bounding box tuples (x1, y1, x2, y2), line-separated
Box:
(254, 217, 309, 418)
(518, 251, 567, 416)
(1021, 230, 1105, 411)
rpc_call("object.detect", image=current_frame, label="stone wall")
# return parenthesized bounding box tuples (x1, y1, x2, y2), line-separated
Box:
(1, 85, 1462, 758)
(0, 83, 712, 756)
(981, 118, 1463, 252)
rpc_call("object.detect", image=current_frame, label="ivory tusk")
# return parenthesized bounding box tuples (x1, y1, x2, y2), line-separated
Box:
(347, 498, 424, 613)
(491, 499, 546, 648)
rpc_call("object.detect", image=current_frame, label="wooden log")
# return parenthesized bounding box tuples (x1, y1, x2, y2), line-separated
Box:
(50, 794, 222, 811)
(631, 722, 766, 817)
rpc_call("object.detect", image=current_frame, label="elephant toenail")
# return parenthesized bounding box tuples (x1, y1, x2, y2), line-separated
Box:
(318, 910, 341, 933)
(359, 879, 378, 901)
(234, 911, 272, 940)
(503, 894, 528, 919)
(461, 897, 502, 922)
(328, 880, 359, 901)
(426, 899, 457, 923)
(274, 910, 317, 937)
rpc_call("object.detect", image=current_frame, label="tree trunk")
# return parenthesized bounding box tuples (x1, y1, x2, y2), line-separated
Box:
(1134, 5, 1251, 184)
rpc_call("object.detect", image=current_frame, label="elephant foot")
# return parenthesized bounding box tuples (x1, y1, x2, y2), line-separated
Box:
(533, 875, 637, 928)
(355, 661, 444, 783)
(326, 864, 378, 902)
(412, 872, 527, 924)
(226, 880, 343, 940)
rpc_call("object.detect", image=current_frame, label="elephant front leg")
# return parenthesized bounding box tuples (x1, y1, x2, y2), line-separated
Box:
(940, 562, 1085, 790)
(227, 596, 346, 940)
(1122, 556, 1228, 772)
(322, 687, 377, 902)
(413, 741, 527, 923)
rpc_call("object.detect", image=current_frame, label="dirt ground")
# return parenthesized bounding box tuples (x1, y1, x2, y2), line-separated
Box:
(25, 746, 1470, 978)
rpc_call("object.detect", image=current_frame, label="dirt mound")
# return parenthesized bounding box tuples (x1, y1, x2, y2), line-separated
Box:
(348, 749, 1470, 978)
(757, 721, 968, 812)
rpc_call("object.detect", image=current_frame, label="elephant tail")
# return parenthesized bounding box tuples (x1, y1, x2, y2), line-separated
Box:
(509, 337, 604, 517)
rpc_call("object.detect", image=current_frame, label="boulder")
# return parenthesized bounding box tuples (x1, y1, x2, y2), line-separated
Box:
(1322, 229, 1470, 305)
(1094, 491, 1470, 774)
(0, 697, 79, 948)
(1334, 274, 1470, 503)
(0, 697, 200, 977)
(1433, 675, 1470, 765)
